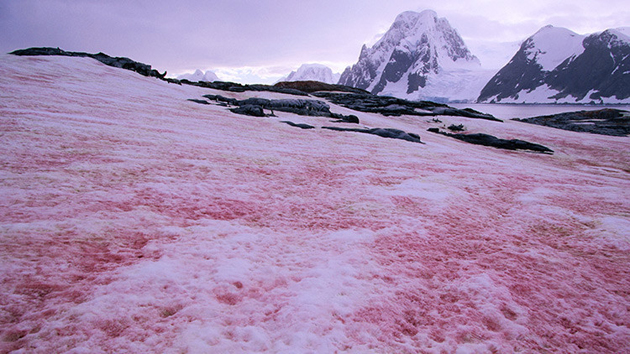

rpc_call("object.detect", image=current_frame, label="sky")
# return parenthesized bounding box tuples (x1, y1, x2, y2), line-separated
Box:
(1, 0, 628, 84)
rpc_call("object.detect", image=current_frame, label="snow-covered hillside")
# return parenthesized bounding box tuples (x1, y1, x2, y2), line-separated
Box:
(1, 54, 630, 353)
(338, 10, 492, 102)
(177, 69, 220, 82)
(277, 63, 340, 84)
(479, 25, 630, 104)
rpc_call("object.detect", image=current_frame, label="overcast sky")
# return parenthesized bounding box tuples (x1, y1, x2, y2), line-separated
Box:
(1, 0, 628, 83)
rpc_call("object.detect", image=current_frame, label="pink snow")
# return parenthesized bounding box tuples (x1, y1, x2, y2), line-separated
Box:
(1, 55, 629, 353)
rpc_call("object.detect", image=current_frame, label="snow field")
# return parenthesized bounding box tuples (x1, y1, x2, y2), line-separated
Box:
(1, 55, 630, 353)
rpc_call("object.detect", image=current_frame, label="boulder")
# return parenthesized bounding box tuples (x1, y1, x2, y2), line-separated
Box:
(187, 99, 210, 105)
(280, 121, 316, 129)
(427, 129, 553, 153)
(229, 105, 265, 117)
(322, 126, 423, 144)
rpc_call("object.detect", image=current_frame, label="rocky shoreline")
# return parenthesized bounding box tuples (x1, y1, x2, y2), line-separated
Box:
(513, 109, 630, 136)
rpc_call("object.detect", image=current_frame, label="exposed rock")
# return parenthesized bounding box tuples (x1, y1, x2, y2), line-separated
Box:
(187, 99, 211, 105)
(229, 98, 332, 117)
(512, 109, 630, 136)
(338, 10, 486, 102)
(322, 126, 423, 144)
(11, 47, 166, 79)
(263, 99, 331, 117)
(428, 129, 553, 153)
(273, 80, 370, 94)
(201, 94, 359, 122)
(202, 94, 238, 106)
(280, 121, 316, 129)
(478, 26, 630, 104)
(229, 105, 265, 117)
(447, 124, 465, 132)
(331, 114, 360, 124)
(313, 92, 500, 121)
(189, 80, 310, 96)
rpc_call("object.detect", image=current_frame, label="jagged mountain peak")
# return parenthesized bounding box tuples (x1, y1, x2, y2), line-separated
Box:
(522, 25, 585, 71)
(338, 9, 485, 101)
(368, 10, 477, 67)
(590, 28, 630, 47)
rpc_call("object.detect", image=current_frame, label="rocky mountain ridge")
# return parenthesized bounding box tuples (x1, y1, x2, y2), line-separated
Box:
(337, 10, 490, 102)
(478, 26, 630, 104)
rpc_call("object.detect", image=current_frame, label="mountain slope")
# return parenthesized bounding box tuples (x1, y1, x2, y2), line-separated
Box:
(478, 26, 630, 103)
(277, 64, 340, 84)
(338, 10, 491, 102)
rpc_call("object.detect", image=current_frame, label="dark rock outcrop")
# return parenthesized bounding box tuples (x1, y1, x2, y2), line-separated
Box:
(202, 94, 238, 106)
(280, 121, 316, 129)
(229, 105, 265, 117)
(187, 99, 211, 105)
(545, 30, 630, 102)
(428, 129, 553, 153)
(313, 92, 500, 121)
(194, 81, 310, 96)
(273, 80, 370, 94)
(201, 94, 360, 122)
(11, 47, 167, 79)
(322, 126, 423, 144)
(447, 124, 465, 132)
(512, 109, 630, 136)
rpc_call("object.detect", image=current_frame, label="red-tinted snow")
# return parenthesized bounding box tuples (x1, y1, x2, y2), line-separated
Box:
(1, 55, 629, 353)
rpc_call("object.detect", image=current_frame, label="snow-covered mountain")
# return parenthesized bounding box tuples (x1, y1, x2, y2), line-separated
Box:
(277, 64, 340, 84)
(478, 25, 630, 104)
(338, 10, 494, 103)
(177, 69, 220, 82)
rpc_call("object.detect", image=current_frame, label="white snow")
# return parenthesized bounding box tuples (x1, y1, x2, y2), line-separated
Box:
(526, 25, 585, 71)
(277, 63, 340, 84)
(177, 69, 220, 82)
(1, 54, 630, 353)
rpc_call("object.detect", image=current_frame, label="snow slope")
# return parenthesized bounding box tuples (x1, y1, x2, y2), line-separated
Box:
(524, 25, 585, 71)
(277, 64, 340, 84)
(1, 54, 630, 353)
